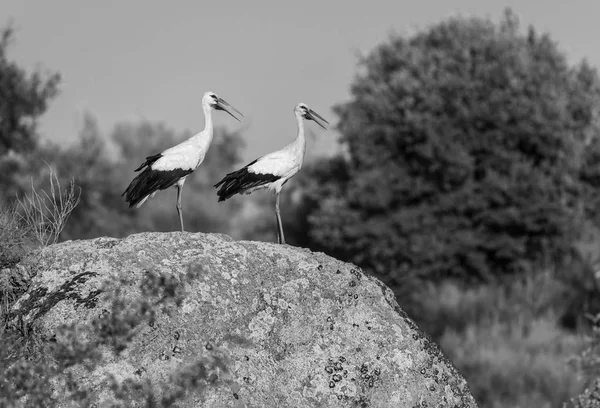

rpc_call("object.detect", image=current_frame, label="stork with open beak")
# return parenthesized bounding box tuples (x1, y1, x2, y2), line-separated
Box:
(214, 102, 328, 244)
(123, 91, 243, 231)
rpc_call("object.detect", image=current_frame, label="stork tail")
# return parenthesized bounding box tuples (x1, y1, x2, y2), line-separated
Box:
(123, 167, 192, 208)
(214, 160, 279, 202)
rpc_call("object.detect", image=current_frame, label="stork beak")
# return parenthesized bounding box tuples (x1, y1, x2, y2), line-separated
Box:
(307, 108, 329, 130)
(216, 98, 243, 122)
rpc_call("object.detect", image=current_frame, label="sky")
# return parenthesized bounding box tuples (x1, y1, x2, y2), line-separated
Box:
(4, 0, 600, 162)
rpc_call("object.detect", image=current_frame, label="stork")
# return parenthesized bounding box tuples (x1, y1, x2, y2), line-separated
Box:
(123, 91, 243, 232)
(214, 103, 328, 244)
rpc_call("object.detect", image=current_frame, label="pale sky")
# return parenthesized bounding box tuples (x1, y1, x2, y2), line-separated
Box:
(4, 0, 600, 161)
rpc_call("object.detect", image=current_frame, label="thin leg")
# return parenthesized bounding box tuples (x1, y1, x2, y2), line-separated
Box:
(275, 211, 281, 243)
(275, 192, 285, 244)
(176, 184, 184, 232)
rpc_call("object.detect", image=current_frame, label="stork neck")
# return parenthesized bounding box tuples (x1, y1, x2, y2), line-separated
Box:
(202, 104, 214, 135)
(190, 104, 214, 152)
(293, 113, 307, 156)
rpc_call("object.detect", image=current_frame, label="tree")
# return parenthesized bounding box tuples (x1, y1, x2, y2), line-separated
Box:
(0, 26, 60, 155)
(302, 10, 600, 288)
(0, 25, 60, 208)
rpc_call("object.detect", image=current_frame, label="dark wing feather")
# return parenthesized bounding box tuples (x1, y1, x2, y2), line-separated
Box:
(214, 159, 280, 202)
(134, 153, 163, 172)
(122, 168, 192, 208)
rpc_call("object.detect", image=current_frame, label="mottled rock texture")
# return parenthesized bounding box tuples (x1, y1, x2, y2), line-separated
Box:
(570, 378, 600, 408)
(10, 232, 477, 407)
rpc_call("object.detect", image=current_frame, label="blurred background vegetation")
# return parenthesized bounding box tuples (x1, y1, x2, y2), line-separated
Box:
(3, 9, 600, 407)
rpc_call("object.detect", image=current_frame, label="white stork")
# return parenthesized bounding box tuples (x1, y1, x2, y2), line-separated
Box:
(214, 103, 328, 244)
(123, 91, 243, 232)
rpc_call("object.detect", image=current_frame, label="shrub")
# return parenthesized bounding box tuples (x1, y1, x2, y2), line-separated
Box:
(0, 206, 37, 334)
(409, 274, 585, 408)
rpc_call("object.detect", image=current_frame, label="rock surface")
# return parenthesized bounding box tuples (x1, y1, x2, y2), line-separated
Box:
(10, 232, 478, 407)
(570, 379, 600, 408)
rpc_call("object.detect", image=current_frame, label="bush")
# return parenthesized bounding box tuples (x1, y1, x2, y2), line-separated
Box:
(0, 206, 36, 270)
(409, 273, 585, 408)
(0, 206, 37, 334)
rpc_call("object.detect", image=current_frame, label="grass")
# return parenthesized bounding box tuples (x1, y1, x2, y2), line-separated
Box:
(16, 166, 81, 247)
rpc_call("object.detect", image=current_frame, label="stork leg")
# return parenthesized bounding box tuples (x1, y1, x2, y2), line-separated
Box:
(176, 184, 185, 232)
(275, 213, 282, 244)
(275, 192, 285, 244)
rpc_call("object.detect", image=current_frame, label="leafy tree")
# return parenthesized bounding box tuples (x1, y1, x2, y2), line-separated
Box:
(0, 26, 60, 205)
(302, 10, 600, 288)
(0, 26, 59, 154)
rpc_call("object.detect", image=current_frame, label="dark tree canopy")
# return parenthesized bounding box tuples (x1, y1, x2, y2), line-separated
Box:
(0, 27, 60, 154)
(303, 11, 600, 285)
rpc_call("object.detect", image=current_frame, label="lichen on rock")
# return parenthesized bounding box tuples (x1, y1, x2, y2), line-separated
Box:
(9, 232, 478, 407)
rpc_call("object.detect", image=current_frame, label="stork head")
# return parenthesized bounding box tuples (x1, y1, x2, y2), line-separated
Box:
(203, 91, 243, 122)
(295, 103, 329, 130)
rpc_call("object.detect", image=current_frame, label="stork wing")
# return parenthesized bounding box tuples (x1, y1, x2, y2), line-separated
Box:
(214, 148, 300, 201)
(134, 153, 162, 172)
(247, 150, 298, 178)
(150, 151, 197, 172)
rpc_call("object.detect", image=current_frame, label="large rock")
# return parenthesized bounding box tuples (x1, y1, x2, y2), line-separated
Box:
(10, 232, 477, 407)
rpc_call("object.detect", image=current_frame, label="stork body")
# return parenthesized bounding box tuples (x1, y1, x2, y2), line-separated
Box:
(123, 91, 242, 231)
(214, 103, 328, 244)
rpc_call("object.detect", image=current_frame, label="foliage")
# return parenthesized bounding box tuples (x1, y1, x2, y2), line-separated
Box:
(0, 25, 60, 154)
(0, 25, 60, 206)
(0, 206, 36, 269)
(412, 273, 584, 408)
(0, 206, 37, 333)
(299, 10, 600, 286)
